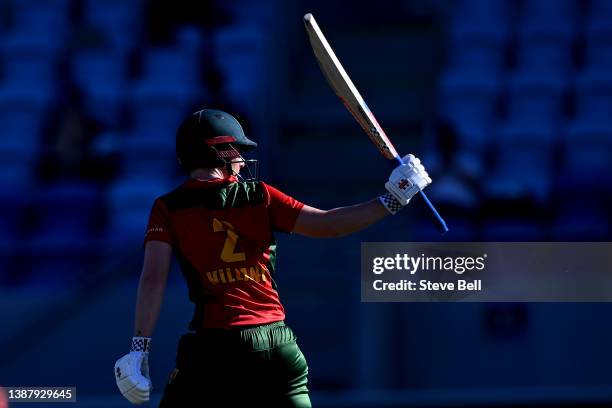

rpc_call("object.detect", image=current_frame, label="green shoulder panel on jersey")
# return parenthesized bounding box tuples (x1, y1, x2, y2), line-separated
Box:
(161, 181, 266, 213)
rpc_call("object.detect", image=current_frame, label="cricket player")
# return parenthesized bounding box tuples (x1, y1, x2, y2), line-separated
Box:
(114, 109, 431, 407)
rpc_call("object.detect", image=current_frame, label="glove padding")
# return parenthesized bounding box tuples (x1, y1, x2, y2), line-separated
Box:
(385, 154, 432, 206)
(115, 351, 152, 404)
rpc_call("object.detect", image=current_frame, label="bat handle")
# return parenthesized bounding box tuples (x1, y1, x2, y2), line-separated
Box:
(393, 156, 448, 234)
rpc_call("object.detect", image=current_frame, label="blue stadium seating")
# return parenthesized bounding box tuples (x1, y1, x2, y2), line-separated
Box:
(448, 0, 609, 243)
(488, 121, 557, 203)
(561, 120, 612, 191)
(495, 120, 558, 153)
(130, 47, 204, 132)
(90, 130, 120, 157)
(126, 43, 189, 180)
(575, 69, 612, 124)
(82, 0, 143, 52)
(0, 135, 38, 188)
(439, 70, 500, 151)
(0, 189, 27, 243)
(14, 181, 103, 285)
(453, 0, 511, 27)
(106, 211, 148, 247)
(515, 1, 576, 77)
(483, 219, 545, 241)
(588, 0, 612, 22)
(0, 94, 44, 135)
(33, 182, 103, 239)
(71, 51, 128, 128)
(72, 51, 127, 90)
(0, 89, 48, 178)
(484, 175, 543, 205)
(1, 33, 61, 86)
(23, 236, 98, 286)
(515, 35, 574, 79)
(0, 83, 54, 124)
(142, 48, 202, 86)
(175, 26, 207, 55)
(447, 32, 506, 75)
(0, 183, 30, 284)
(520, 0, 578, 26)
(119, 130, 179, 180)
(212, 25, 269, 113)
(106, 177, 172, 245)
(130, 81, 196, 132)
(10, 0, 71, 13)
(553, 200, 609, 240)
(585, 23, 612, 70)
(0, 160, 36, 192)
(506, 72, 566, 126)
(219, 0, 278, 27)
(10, 2, 70, 41)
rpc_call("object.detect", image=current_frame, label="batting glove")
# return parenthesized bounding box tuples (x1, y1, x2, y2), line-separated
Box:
(381, 154, 432, 214)
(114, 337, 152, 405)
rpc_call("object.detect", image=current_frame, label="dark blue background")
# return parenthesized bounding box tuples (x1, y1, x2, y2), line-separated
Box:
(0, 0, 611, 406)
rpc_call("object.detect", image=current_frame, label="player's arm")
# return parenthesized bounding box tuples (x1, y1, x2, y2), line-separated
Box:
(293, 154, 432, 238)
(294, 199, 388, 238)
(134, 240, 172, 337)
(114, 240, 172, 405)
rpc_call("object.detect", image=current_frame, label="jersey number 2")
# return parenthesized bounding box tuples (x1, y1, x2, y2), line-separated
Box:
(212, 218, 246, 263)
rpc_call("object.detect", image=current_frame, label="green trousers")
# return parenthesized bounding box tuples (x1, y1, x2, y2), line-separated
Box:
(159, 321, 311, 407)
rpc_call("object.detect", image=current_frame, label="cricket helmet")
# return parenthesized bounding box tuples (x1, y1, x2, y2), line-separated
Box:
(176, 109, 257, 171)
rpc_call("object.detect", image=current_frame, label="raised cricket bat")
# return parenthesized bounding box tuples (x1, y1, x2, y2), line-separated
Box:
(303, 13, 448, 234)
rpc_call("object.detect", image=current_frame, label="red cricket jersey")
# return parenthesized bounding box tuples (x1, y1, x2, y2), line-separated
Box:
(144, 177, 304, 330)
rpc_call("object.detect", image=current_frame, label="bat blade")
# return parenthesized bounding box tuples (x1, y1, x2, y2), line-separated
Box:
(304, 13, 448, 234)
(303, 13, 398, 160)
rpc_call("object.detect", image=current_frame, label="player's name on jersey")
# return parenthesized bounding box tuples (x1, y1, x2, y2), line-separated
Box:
(206, 265, 269, 285)
(372, 279, 482, 292)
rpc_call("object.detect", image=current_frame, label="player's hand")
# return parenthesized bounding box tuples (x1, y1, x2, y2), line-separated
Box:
(383, 154, 432, 211)
(114, 337, 152, 405)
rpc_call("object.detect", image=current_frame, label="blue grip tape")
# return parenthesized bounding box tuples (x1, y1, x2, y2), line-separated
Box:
(392, 155, 448, 234)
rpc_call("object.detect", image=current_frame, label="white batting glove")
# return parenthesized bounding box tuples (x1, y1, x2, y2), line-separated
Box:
(380, 154, 432, 214)
(114, 337, 152, 405)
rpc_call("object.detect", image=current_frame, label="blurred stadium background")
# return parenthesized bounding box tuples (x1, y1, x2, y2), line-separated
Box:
(0, 0, 611, 406)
